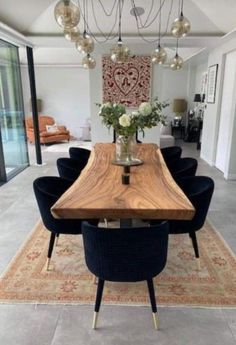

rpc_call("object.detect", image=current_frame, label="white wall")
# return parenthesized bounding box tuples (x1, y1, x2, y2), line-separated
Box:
(194, 62, 208, 94)
(227, 105, 236, 179)
(201, 36, 236, 174)
(20, 46, 190, 145)
(21, 65, 90, 139)
(90, 54, 190, 144)
(186, 62, 208, 112)
(89, 54, 112, 143)
(215, 50, 236, 174)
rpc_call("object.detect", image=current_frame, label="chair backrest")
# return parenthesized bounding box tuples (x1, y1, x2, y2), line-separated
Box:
(170, 157, 198, 179)
(69, 147, 91, 164)
(33, 176, 71, 228)
(82, 221, 169, 282)
(171, 176, 214, 233)
(57, 157, 86, 182)
(161, 146, 182, 166)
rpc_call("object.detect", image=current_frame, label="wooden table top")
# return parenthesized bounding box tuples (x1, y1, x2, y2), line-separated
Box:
(51, 143, 195, 220)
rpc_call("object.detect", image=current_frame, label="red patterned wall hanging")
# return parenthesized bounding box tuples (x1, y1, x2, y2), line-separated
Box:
(102, 55, 151, 107)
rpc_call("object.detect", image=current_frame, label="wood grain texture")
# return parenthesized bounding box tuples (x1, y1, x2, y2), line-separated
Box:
(51, 143, 195, 220)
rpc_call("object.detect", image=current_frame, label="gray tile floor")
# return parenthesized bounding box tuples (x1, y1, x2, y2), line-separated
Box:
(0, 141, 236, 345)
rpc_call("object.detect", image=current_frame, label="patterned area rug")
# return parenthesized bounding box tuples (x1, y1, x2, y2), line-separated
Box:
(0, 221, 236, 307)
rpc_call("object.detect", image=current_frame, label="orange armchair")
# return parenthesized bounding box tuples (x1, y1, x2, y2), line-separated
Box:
(26, 115, 70, 144)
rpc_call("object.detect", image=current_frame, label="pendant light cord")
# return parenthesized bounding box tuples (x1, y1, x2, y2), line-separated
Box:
(83, 0, 86, 35)
(118, 0, 122, 41)
(158, 0, 161, 45)
(176, 38, 179, 56)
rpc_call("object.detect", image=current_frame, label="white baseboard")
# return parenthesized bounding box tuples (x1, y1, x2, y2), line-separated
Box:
(224, 173, 236, 180)
(200, 154, 215, 167)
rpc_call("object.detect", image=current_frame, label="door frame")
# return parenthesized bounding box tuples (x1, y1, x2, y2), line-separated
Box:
(0, 39, 29, 184)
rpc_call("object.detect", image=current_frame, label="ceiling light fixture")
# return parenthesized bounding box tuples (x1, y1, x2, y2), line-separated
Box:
(170, 39, 183, 70)
(74, 0, 95, 68)
(151, 0, 167, 65)
(76, 31, 94, 54)
(54, 0, 191, 70)
(130, 6, 145, 17)
(82, 53, 96, 69)
(171, 0, 191, 38)
(110, 0, 130, 63)
(54, 0, 80, 29)
(64, 26, 80, 41)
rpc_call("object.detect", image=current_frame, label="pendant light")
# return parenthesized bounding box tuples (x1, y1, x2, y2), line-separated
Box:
(110, 0, 130, 63)
(82, 54, 96, 69)
(64, 27, 80, 42)
(75, 0, 94, 55)
(170, 39, 183, 70)
(171, 0, 190, 38)
(54, 0, 80, 29)
(151, 0, 167, 65)
(110, 40, 130, 63)
(76, 31, 94, 54)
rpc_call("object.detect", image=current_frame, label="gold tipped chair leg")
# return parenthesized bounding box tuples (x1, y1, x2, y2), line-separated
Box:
(92, 312, 98, 329)
(196, 258, 201, 271)
(46, 258, 51, 271)
(152, 312, 159, 330)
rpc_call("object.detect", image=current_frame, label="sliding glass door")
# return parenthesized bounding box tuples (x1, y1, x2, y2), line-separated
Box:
(0, 39, 29, 183)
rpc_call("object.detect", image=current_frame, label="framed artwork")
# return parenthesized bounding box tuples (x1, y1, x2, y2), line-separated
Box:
(201, 71, 208, 95)
(102, 55, 151, 107)
(206, 64, 218, 103)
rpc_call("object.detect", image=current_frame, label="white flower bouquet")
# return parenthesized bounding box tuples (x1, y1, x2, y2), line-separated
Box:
(98, 98, 169, 137)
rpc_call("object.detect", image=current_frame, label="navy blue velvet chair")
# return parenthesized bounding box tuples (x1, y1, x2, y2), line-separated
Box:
(168, 157, 198, 181)
(161, 146, 182, 167)
(69, 147, 91, 165)
(57, 157, 86, 183)
(151, 176, 214, 270)
(169, 176, 214, 269)
(82, 221, 169, 330)
(33, 176, 98, 271)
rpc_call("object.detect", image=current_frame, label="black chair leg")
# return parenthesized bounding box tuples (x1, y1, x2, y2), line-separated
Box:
(93, 279, 105, 329)
(147, 278, 158, 330)
(46, 232, 56, 271)
(189, 232, 201, 270)
(189, 232, 199, 258)
(56, 233, 60, 246)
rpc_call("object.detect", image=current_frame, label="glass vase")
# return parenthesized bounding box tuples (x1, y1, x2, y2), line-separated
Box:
(115, 134, 137, 164)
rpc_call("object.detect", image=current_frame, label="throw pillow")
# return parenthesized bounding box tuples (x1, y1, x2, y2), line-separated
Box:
(46, 124, 58, 133)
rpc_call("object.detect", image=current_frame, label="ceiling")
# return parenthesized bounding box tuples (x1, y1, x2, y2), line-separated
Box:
(1, 0, 236, 63)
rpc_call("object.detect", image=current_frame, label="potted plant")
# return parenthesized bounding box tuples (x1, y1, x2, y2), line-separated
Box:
(98, 98, 168, 165)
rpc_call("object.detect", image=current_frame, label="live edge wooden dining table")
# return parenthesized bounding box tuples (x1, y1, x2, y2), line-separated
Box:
(51, 143, 195, 224)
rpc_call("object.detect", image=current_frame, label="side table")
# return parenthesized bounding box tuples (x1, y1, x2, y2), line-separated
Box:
(171, 124, 185, 139)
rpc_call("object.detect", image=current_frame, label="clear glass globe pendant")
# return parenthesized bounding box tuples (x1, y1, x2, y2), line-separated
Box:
(151, 44, 167, 65)
(110, 39, 130, 63)
(170, 53, 184, 70)
(82, 54, 96, 69)
(64, 27, 80, 42)
(76, 32, 94, 54)
(171, 11, 191, 38)
(54, 0, 80, 29)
